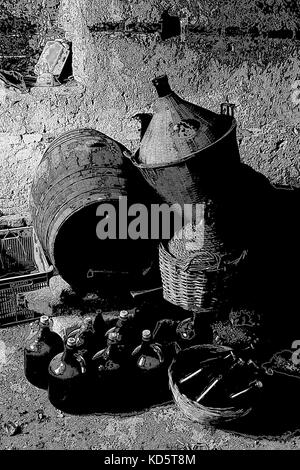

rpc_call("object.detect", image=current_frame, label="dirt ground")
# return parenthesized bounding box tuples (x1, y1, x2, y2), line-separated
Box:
(0, 276, 300, 451)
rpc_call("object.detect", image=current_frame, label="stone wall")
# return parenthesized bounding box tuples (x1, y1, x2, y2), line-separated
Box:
(0, 0, 63, 74)
(0, 0, 300, 227)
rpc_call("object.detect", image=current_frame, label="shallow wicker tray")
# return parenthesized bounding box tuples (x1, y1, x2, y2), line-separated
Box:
(168, 345, 253, 426)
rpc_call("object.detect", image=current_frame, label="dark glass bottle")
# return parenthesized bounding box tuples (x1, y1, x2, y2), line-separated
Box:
(176, 317, 197, 350)
(178, 351, 236, 399)
(195, 357, 245, 407)
(48, 337, 87, 413)
(131, 330, 166, 406)
(92, 331, 131, 410)
(176, 312, 213, 350)
(229, 379, 263, 401)
(66, 315, 106, 367)
(24, 315, 64, 389)
(105, 310, 136, 350)
(152, 318, 180, 365)
(73, 316, 101, 359)
(93, 332, 127, 373)
(132, 330, 164, 370)
(93, 309, 107, 340)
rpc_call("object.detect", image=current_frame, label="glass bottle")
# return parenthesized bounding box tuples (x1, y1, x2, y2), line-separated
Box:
(131, 330, 166, 406)
(93, 309, 107, 340)
(48, 337, 87, 413)
(73, 316, 99, 359)
(132, 330, 164, 371)
(176, 312, 213, 350)
(179, 351, 235, 385)
(93, 332, 128, 375)
(178, 350, 236, 400)
(105, 310, 136, 350)
(229, 379, 263, 401)
(176, 317, 197, 350)
(24, 315, 64, 389)
(152, 318, 180, 365)
(92, 331, 131, 410)
(195, 357, 245, 407)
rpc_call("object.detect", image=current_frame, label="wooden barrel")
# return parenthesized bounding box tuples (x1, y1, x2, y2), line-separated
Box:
(30, 128, 158, 291)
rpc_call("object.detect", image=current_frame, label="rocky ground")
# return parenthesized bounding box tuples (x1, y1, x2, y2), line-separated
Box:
(0, 276, 300, 451)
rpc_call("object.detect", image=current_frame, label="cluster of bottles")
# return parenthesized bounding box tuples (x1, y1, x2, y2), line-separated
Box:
(177, 346, 264, 409)
(23, 311, 200, 413)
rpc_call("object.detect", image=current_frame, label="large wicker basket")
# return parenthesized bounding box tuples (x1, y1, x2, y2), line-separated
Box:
(168, 345, 253, 426)
(159, 242, 247, 313)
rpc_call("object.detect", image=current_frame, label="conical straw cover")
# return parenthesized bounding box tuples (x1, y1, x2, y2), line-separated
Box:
(138, 75, 233, 166)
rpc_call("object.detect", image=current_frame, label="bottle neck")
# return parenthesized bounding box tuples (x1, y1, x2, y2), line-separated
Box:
(63, 346, 76, 363)
(38, 324, 51, 340)
(177, 317, 195, 340)
(140, 338, 152, 351)
(152, 76, 173, 98)
(107, 343, 123, 361)
(118, 317, 129, 329)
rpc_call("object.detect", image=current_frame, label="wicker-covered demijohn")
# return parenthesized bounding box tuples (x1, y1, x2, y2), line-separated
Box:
(159, 220, 247, 313)
(129, 75, 240, 212)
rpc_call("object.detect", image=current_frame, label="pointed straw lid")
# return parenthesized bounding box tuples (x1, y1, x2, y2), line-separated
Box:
(138, 75, 235, 167)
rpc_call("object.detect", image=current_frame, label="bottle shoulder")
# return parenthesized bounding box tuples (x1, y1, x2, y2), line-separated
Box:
(49, 351, 82, 377)
(94, 346, 125, 373)
(132, 342, 164, 370)
(25, 336, 52, 354)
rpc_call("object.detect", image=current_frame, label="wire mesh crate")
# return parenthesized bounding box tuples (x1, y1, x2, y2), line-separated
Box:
(0, 226, 53, 327)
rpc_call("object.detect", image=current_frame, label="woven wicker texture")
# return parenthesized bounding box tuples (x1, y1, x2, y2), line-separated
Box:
(138, 76, 234, 166)
(168, 220, 226, 260)
(169, 345, 252, 426)
(159, 239, 247, 313)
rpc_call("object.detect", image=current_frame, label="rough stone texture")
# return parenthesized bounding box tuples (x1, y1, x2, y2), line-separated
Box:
(0, 0, 300, 222)
(1, 41, 300, 222)
(60, 0, 300, 188)
(61, 0, 300, 32)
(0, 0, 64, 74)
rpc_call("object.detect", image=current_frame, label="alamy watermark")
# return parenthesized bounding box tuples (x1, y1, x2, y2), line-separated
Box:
(95, 197, 205, 241)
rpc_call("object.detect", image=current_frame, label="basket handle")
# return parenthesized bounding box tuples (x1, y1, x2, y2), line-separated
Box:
(228, 249, 248, 266)
(220, 101, 235, 117)
(152, 343, 164, 364)
(74, 353, 87, 374)
(92, 348, 106, 361)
